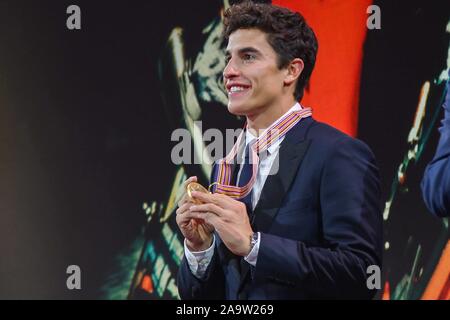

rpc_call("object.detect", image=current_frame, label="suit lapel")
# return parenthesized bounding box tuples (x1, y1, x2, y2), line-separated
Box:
(252, 117, 313, 233)
(238, 117, 314, 294)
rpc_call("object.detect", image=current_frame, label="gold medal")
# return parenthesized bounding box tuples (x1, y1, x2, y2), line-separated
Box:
(186, 182, 209, 204)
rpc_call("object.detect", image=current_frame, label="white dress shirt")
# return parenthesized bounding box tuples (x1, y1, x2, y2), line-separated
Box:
(184, 102, 303, 278)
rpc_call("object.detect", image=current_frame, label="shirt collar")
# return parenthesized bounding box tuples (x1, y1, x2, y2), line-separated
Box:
(245, 103, 303, 154)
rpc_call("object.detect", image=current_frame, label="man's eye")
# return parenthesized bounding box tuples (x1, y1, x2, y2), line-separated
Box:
(243, 54, 255, 61)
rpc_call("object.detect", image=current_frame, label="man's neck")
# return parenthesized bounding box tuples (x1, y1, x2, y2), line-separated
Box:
(246, 99, 298, 137)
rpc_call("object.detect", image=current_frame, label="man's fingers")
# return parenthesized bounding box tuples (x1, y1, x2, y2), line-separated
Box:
(189, 202, 225, 217)
(176, 209, 200, 224)
(190, 190, 215, 203)
(195, 211, 220, 227)
(176, 202, 193, 215)
(183, 176, 197, 188)
(191, 191, 235, 208)
(177, 176, 198, 207)
(191, 191, 242, 212)
(177, 193, 189, 209)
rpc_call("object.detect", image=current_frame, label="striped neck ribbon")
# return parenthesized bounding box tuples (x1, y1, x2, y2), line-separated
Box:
(210, 107, 312, 199)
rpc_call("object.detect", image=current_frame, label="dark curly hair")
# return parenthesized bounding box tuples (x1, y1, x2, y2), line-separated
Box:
(223, 1, 318, 101)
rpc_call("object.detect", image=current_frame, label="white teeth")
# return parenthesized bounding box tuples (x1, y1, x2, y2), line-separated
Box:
(230, 86, 246, 93)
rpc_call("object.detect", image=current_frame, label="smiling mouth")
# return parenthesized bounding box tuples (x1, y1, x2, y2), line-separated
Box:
(227, 85, 251, 97)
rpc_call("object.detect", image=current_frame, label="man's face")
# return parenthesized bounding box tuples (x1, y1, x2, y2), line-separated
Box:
(223, 28, 288, 117)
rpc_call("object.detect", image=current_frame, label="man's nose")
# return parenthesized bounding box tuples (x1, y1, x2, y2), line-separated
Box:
(223, 59, 240, 80)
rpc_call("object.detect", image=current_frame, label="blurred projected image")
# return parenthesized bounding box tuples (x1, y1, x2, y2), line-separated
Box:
(127, 0, 242, 299)
(381, 20, 450, 300)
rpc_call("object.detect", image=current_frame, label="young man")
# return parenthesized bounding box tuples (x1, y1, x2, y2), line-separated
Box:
(176, 2, 382, 299)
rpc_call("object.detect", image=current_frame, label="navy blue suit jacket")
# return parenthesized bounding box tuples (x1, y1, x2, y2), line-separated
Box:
(421, 75, 450, 217)
(178, 117, 383, 299)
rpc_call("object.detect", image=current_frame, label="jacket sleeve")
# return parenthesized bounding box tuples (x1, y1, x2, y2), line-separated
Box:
(421, 76, 450, 217)
(177, 163, 226, 299)
(177, 248, 225, 299)
(255, 136, 383, 299)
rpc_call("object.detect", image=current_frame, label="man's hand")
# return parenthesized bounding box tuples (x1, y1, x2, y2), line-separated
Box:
(175, 176, 214, 252)
(189, 191, 253, 257)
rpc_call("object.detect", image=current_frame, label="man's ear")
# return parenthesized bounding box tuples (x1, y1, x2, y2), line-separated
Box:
(284, 58, 304, 86)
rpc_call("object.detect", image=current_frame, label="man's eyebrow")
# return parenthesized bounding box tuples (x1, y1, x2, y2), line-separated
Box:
(238, 47, 261, 55)
(225, 47, 261, 56)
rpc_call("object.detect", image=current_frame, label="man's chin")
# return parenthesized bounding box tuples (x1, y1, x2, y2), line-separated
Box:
(227, 102, 250, 117)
